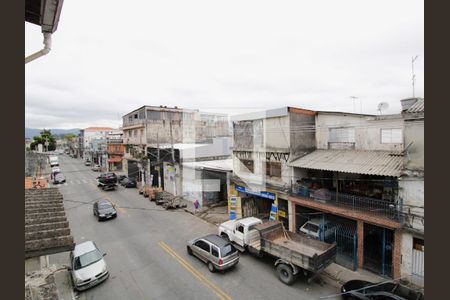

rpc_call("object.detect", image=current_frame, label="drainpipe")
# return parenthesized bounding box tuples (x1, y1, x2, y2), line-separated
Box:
(25, 32, 52, 64)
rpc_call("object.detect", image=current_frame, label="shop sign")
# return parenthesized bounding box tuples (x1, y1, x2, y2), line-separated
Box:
(278, 210, 286, 218)
(235, 185, 276, 200)
(229, 196, 237, 220)
(269, 203, 278, 220)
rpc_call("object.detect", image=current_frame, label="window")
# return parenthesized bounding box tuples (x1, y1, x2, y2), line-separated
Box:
(381, 128, 403, 144)
(240, 159, 254, 173)
(147, 111, 161, 120)
(195, 240, 210, 252)
(220, 244, 237, 257)
(134, 114, 138, 119)
(211, 246, 219, 257)
(266, 161, 282, 177)
(237, 225, 244, 233)
(329, 127, 355, 143)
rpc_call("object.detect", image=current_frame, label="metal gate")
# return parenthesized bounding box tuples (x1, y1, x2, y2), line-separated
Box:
(363, 224, 393, 277)
(411, 249, 424, 286)
(324, 223, 358, 271)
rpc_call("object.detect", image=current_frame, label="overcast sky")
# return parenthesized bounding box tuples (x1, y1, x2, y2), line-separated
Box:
(25, 0, 424, 129)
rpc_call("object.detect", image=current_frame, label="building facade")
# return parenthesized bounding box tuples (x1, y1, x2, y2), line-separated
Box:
(398, 98, 424, 286)
(230, 107, 316, 231)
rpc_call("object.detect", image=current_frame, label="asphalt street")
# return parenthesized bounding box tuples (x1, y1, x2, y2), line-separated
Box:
(50, 155, 340, 300)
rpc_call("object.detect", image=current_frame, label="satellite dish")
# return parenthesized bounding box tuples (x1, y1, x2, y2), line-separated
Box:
(377, 102, 389, 114)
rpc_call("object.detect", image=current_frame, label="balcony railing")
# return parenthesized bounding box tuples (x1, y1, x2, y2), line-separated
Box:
(291, 185, 402, 221)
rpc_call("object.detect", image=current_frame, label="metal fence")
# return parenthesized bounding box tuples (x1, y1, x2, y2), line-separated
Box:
(292, 185, 402, 221)
(324, 223, 358, 271)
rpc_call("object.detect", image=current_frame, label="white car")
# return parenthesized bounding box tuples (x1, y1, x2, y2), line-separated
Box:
(298, 218, 335, 240)
(69, 241, 109, 291)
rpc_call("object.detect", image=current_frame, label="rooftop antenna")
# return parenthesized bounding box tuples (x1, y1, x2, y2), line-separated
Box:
(412, 55, 419, 97)
(377, 102, 389, 115)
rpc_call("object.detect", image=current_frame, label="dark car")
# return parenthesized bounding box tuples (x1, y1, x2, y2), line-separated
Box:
(341, 280, 424, 300)
(93, 200, 117, 221)
(120, 177, 137, 188)
(118, 175, 127, 182)
(187, 234, 239, 273)
(97, 173, 118, 186)
(53, 173, 66, 184)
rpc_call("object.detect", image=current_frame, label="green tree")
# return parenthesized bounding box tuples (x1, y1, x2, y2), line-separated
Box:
(63, 133, 77, 140)
(30, 129, 57, 151)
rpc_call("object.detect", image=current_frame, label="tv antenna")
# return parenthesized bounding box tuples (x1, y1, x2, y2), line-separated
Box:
(412, 55, 419, 97)
(377, 102, 389, 115)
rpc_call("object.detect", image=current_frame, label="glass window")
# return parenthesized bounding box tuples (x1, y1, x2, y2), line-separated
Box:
(329, 127, 355, 143)
(73, 250, 103, 270)
(237, 225, 244, 233)
(220, 244, 237, 257)
(195, 240, 210, 252)
(266, 161, 282, 177)
(302, 223, 320, 233)
(211, 246, 219, 257)
(381, 128, 403, 144)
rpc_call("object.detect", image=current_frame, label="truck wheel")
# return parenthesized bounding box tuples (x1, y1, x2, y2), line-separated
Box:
(220, 233, 230, 242)
(187, 246, 193, 255)
(276, 264, 296, 285)
(207, 261, 215, 273)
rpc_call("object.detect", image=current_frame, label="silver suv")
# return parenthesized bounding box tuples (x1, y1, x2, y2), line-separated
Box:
(187, 234, 239, 272)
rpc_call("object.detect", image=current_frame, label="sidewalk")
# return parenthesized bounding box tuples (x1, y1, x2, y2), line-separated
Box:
(321, 263, 387, 289)
(182, 199, 229, 225)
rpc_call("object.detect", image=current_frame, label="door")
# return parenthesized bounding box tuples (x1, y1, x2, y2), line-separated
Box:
(234, 224, 245, 247)
(193, 240, 210, 262)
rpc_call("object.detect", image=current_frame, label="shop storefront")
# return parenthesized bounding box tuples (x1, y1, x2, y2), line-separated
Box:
(229, 184, 289, 229)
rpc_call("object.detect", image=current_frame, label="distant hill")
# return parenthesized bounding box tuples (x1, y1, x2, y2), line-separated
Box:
(25, 128, 81, 139)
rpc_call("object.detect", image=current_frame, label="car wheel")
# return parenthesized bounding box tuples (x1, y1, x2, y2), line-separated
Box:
(207, 261, 215, 273)
(276, 264, 296, 285)
(187, 246, 193, 255)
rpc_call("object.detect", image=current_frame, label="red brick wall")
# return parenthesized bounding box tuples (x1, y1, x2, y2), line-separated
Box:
(357, 220, 364, 269)
(393, 230, 402, 279)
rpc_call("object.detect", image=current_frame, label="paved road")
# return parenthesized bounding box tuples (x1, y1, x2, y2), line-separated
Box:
(50, 155, 340, 300)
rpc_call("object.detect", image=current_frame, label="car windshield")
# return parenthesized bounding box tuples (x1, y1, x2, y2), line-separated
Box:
(220, 244, 237, 257)
(55, 174, 64, 179)
(302, 223, 320, 233)
(98, 203, 113, 210)
(73, 249, 103, 270)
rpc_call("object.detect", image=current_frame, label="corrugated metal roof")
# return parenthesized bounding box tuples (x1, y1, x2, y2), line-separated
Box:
(288, 149, 404, 177)
(183, 159, 233, 172)
(406, 98, 424, 113)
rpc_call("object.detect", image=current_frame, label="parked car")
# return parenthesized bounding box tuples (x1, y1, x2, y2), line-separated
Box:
(97, 173, 118, 190)
(69, 241, 109, 291)
(186, 234, 239, 273)
(120, 177, 137, 188)
(84, 160, 92, 166)
(93, 200, 117, 221)
(51, 166, 61, 174)
(341, 280, 425, 300)
(298, 218, 335, 240)
(53, 173, 66, 184)
(118, 175, 127, 183)
(91, 164, 101, 172)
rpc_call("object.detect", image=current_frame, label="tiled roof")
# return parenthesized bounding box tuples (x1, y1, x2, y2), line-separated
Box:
(406, 98, 424, 113)
(84, 127, 116, 131)
(25, 188, 74, 258)
(288, 149, 405, 177)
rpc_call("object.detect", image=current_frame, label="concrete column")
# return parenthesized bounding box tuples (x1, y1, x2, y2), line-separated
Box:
(393, 229, 402, 279)
(357, 220, 364, 269)
(290, 201, 296, 232)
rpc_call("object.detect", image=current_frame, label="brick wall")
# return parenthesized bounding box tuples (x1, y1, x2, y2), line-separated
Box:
(393, 229, 402, 279)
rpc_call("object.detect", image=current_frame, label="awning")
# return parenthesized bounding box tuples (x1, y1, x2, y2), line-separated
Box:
(288, 149, 404, 177)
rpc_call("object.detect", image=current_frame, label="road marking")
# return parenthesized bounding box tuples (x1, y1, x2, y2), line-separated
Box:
(90, 183, 128, 216)
(158, 241, 232, 300)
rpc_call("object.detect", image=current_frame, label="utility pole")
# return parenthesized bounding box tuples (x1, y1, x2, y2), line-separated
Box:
(412, 55, 419, 97)
(169, 120, 177, 196)
(157, 132, 161, 188)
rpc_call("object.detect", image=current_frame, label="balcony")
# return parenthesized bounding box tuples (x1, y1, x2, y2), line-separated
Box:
(290, 184, 402, 222)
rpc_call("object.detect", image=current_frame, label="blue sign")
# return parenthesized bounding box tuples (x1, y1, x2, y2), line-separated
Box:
(229, 196, 237, 220)
(235, 185, 276, 200)
(269, 203, 278, 220)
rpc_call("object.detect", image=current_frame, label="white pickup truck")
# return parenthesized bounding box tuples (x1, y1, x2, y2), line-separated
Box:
(218, 217, 337, 285)
(218, 217, 263, 251)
